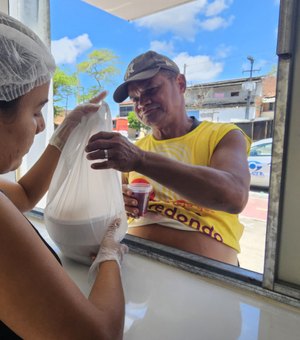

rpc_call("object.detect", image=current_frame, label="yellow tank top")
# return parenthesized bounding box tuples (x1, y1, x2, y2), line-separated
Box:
(127, 121, 251, 252)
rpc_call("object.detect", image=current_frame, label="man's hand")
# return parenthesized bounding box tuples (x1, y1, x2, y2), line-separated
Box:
(85, 131, 145, 172)
(122, 184, 139, 218)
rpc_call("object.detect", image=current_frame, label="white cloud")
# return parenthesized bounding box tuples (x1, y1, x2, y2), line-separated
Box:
(51, 34, 92, 64)
(173, 52, 223, 83)
(149, 40, 175, 55)
(205, 0, 233, 16)
(135, 0, 234, 40)
(135, 0, 207, 41)
(199, 15, 234, 31)
(215, 44, 232, 58)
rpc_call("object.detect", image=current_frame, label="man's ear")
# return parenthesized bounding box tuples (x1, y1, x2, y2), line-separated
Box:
(176, 74, 186, 93)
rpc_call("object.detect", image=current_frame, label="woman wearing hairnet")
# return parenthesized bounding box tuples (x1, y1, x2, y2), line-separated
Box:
(0, 12, 126, 339)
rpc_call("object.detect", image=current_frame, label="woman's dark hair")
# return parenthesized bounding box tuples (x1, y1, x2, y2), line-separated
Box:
(0, 98, 20, 123)
(0, 98, 20, 110)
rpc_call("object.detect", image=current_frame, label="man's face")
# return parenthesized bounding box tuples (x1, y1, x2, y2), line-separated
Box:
(128, 72, 185, 128)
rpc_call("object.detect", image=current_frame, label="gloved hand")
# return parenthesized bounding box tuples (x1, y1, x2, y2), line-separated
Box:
(49, 91, 107, 151)
(88, 218, 128, 283)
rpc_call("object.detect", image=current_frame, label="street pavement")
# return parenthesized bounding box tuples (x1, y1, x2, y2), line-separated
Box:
(238, 190, 269, 273)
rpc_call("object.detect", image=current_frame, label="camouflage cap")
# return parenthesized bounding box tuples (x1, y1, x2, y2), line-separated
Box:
(113, 51, 180, 103)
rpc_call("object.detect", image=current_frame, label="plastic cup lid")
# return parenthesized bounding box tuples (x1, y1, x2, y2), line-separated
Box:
(128, 183, 152, 193)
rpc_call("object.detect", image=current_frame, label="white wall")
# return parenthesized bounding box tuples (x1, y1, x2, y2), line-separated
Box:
(200, 106, 256, 122)
(6, 0, 54, 208)
(0, 0, 8, 12)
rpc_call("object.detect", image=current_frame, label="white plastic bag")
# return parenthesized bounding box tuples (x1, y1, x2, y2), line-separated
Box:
(44, 101, 127, 265)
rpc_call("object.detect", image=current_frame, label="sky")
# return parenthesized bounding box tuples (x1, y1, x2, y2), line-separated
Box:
(50, 0, 280, 117)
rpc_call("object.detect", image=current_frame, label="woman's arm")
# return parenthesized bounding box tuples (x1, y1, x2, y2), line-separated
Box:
(0, 92, 107, 213)
(0, 145, 60, 212)
(0, 193, 125, 339)
(89, 262, 125, 339)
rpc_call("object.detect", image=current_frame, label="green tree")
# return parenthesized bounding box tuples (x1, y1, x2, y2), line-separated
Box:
(53, 67, 78, 116)
(127, 111, 142, 130)
(77, 49, 120, 102)
(127, 111, 151, 132)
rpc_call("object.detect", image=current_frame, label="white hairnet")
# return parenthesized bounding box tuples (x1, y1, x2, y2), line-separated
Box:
(0, 11, 55, 101)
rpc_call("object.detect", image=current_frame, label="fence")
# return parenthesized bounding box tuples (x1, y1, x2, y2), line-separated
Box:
(234, 119, 273, 141)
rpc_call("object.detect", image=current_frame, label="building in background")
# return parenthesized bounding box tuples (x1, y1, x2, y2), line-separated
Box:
(112, 117, 129, 137)
(260, 75, 277, 119)
(185, 75, 276, 140)
(185, 75, 276, 123)
(118, 76, 276, 120)
(119, 101, 134, 117)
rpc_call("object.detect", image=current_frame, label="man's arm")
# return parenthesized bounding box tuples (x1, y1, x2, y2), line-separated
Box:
(135, 130, 250, 213)
(86, 129, 250, 214)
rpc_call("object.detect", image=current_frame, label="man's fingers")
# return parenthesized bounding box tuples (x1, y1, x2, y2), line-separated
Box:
(90, 161, 110, 170)
(89, 91, 107, 104)
(80, 103, 101, 113)
(123, 194, 138, 208)
(87, 131, 117, 144)
(86, 144, 107, 157)
(122, 184, 133, 196)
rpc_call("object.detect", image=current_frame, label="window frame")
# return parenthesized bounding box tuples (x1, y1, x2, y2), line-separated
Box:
(262, 0, 298, 297)
(27, 0, 300, 308)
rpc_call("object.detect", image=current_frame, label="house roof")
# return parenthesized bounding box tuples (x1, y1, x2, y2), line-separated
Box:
(187, 76, 264, 89)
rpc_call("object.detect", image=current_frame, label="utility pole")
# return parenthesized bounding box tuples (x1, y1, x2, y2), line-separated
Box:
(183, 63, 187, 76)
(243, 56, 260, 120)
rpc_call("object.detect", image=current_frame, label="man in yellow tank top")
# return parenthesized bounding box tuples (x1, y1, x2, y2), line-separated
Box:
(85, 51, 251, 266)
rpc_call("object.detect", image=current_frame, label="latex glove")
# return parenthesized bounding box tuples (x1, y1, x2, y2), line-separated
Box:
(49, 91, 107, 151)
(88, 218, 128, 283)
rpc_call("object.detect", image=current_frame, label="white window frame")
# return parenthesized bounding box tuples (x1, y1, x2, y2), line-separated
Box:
(25, 0, 300, 309)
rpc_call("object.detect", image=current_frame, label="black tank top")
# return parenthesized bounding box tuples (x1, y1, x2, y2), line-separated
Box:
(0, 217, 62, 339)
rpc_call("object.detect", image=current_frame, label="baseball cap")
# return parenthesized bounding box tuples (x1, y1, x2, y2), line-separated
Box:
(113, 50, 180, 103)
